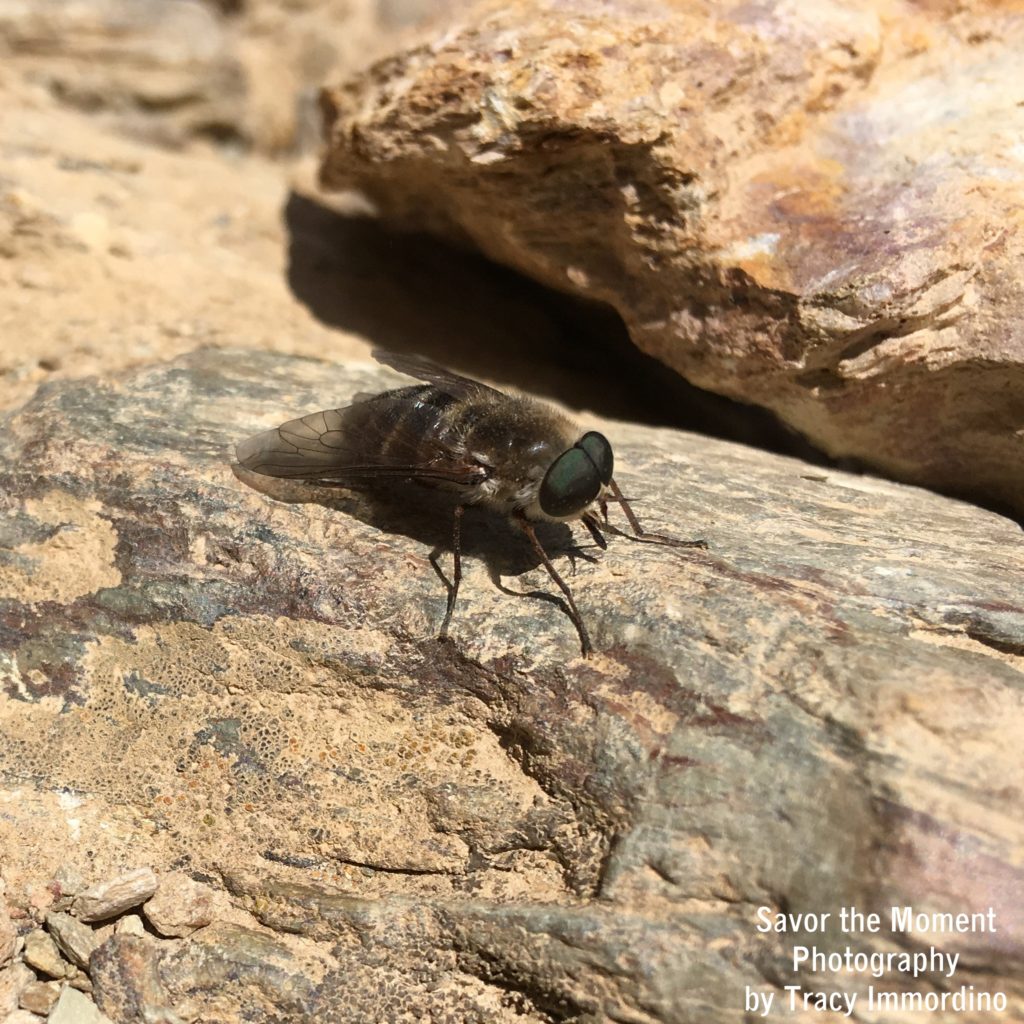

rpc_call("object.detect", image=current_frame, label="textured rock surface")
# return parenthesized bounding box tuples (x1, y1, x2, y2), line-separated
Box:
(0, 350, 1022, 1021)
(0, 901, 15, 966)
(6, 1011, 45, 1024)
(320, 0, 1024, 515)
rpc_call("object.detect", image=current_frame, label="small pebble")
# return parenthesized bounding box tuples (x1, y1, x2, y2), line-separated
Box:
(22, 929, 69, 978)
(19, 979, 61, 1015)
(113, 914, 146, 937)
(73, 868, 157, 923)
(52, 866, 87, 909)
(68, 972, 94, 993)
(46, 912, 98, 971)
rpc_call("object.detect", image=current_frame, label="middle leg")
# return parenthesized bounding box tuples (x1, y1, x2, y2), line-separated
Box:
(438, 503, 466, 640)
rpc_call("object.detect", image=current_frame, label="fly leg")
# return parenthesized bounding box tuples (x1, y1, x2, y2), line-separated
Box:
(606, 477, 707, 549)
(581, 513, 608, 551)
(514, 512, 594, 657)
(437, 503, 466, 640)
(564, 515, 604, 576)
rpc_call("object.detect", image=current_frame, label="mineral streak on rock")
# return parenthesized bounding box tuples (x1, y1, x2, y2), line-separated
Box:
(0, 350, 1023, 1021)
(319, 0, 1024, 515)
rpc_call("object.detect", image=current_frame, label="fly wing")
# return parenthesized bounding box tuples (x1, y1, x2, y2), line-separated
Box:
(235, 386, 488, 486)
(372, 348, 504, 399)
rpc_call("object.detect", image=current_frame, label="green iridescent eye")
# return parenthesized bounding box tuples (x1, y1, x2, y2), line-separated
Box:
(577, 431, 613, 484)
(539, 447, 602, 517)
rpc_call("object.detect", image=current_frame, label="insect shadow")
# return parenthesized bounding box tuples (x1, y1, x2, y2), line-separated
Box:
(232, 465, 598, 628)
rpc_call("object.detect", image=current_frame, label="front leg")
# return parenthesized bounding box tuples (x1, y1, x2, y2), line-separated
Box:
(607, 477, 707, 549)
(514, 512, 594, 657)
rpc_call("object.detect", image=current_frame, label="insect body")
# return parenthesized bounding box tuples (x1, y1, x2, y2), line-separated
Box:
(235, 350, 703, 655)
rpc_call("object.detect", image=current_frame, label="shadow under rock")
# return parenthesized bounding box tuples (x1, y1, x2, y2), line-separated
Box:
(283, 191, 825, 458)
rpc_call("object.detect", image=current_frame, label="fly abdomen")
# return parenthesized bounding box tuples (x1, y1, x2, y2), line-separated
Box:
(371, 384, 467, 472)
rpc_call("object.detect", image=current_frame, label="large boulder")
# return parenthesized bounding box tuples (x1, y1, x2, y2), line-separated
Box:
(0, 350, 1021, 1021)
(320, 0, 1024, 515)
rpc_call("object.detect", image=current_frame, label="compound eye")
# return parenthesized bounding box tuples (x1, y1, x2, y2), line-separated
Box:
(539, 447, 602, 518)
(577, 431, 613, 484)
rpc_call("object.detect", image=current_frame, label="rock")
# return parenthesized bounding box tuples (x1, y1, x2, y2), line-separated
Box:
(47, 986, 114, 1024)
(50, 866, 87, 913)
(142, 873, 216, 937)
(113, 915, 146, 938)
(7, 1012, 46, 1024)
(22, 930, 69, 980)
(1, 349, 1023, 1021)
(88, 936, 169, 1023)
(67, 974, 94, 995)
(19, 979, 61, 1016)
(73, 869, 158, 924)
(91, 926, 318, 1022)
(0, 962, 35, 1015)
(45, 913, 99, 972)
(320, 0, 1024, 516)
(0, 900, 16, 966)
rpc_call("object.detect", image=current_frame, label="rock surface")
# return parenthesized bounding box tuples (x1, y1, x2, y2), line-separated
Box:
(0, 350, 1022, 1021)
(320, 0, 1024, 515)
(6, 1011, 45, 1024)
(0, 63, 695, 442)
(1, 2, 1023, 1019)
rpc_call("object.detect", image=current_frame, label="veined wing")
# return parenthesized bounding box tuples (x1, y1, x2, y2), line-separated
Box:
(235, 386, 488, 486)
(373, 348, 504, 399)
